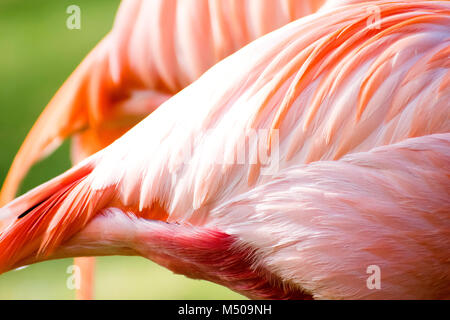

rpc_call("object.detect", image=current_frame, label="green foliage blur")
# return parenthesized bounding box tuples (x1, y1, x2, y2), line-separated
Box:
(0, 0, 244, 300)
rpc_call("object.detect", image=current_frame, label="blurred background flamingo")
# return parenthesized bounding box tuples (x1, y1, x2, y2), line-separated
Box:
(0, 1, 449, 299)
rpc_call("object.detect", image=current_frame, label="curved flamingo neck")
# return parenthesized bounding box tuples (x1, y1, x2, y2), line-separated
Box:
(135, 220, 313, 300)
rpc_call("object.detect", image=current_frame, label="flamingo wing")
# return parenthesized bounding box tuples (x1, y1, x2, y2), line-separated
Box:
(5, 133, 448, 299)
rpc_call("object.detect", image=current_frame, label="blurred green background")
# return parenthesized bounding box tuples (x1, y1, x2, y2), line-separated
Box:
(0, 0, 244, 300)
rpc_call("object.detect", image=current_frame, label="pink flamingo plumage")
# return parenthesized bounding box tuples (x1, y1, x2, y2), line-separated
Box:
(0, 0, 326, 299)
(0, 1, 449, 299)
(0, 0, 326, 205)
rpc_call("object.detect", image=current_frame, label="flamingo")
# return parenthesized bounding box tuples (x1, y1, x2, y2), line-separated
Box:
(1, 1, 449, 299)
(0, 0, 327, 299)
(0, 0, 326, 205)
